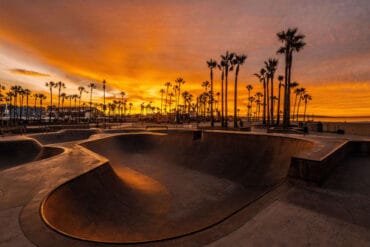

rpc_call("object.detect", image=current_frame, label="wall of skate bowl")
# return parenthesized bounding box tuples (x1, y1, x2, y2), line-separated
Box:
(0, 138, 63, 170)
(41, 131, 314, 243)
(82, 131, 314, 187)
(29, 129, 98, 145)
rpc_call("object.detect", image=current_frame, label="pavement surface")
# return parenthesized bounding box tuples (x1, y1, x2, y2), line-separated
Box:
(0, 128, 369, 246)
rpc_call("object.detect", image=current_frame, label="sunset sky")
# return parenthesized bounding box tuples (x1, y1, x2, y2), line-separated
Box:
(0, 0, 369, 116)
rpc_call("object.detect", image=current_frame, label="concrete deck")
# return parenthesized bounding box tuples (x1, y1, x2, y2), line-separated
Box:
(0, 129, 369, 246)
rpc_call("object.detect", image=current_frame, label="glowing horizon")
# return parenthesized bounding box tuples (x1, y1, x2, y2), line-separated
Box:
(0, 0, 369, 116)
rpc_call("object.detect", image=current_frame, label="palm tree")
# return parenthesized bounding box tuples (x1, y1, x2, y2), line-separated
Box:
(246, 84, 253, 122)
(277, 27, 306, 127)
(217, 60, 226, 126)
(296, 87, 306, 122)
(232, 54, 247, 128)
(207, 59, 217, 127)
(160, 89, 165, 114)
(60, 93, 66, 115)
(18, 88, 26, 121)
(88, 83, 97, 121)
(164, 81, 171, 113)
(248, 96, 255, 122)
(290, 82, 300, 121)
(255, 92, 263, 122)
(220, 51, 235, 127)
(45, 81, 56, 123)
(56, 81, 66, 116)
(38, 93, 47, 121)
(174, 78, 185, 121)
(254, 68, 267, 125)
(23, 89, 31, 121)
(10, 85, 21, 122)
(302, 93, 312, 122)
(265, 58, 278, 125)
(168, 92, 174, 113)
(102, 80, 107, 119)
(78, 86, 86, 122)
(276, 75, 284, 125)
(33, 93, 38, 120)
(129, 102, 133, 115)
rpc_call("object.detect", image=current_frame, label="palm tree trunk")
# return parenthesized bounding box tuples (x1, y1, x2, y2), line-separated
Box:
(221, 69, 225, 127)
(277, 82, 282, 125)
(283, 51, 289, 128)
(263, 79, 266, 125)
(210, 68, 214, 127)
(270, 74, 274, 125)
(233, 65, 239, 128)
(225, 67, 229, 128)
(266, 77, 270, 125)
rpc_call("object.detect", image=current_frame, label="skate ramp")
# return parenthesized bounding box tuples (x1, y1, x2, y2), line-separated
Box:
(41, 131, 314, 243)
(29, 129, 98, 145)
(0, 138, 63, 170)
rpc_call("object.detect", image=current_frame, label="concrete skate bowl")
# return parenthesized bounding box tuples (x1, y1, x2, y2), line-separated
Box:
(41, 131, 314, 244)
(0, 138, 63, 171)
(29, 129, 98, 145)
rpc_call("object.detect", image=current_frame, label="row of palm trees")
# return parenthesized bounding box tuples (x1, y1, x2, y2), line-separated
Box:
(0, 79, 135, 125)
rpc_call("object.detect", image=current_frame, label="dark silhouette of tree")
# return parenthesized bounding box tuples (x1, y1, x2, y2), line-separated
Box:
(290, 82, 300, 121)
(220, 51, 235, 127)
(160, 89, 165, 114)
(88, 83, 97, 121)
(23, 89, 31, 121)
(78, 86, 87, 122)
(207, 59, 217, 127)
(45, 81, 56, 123)
(277, 27, 306, 127)
(232, 54, 247, 128)
(254, 68, 267, 125)
(217, 60, 226, 127)
(56, 81, 66, 117)
(38, 93, 47, 121)
(296, 87, 306, 122)
(302, 93, 312, 122)
(60, 93, 66, 115)
(255, 92, 263, 122)
(164, 81, 171, 113)
(276, 75, 284, 125)
(246, 84, 253, 122)
(265, 58, 278, 125)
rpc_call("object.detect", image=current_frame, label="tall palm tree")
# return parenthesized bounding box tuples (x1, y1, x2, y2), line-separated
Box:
(88, 83, 97, 121)
(217, 60, 226, 127)
(60, 93, 66, 114)
(277, 27, 306, 127)
(276, 75, 284, 125)
(45, 81, 56, 123)
(168, 92, 174, 113)
(296, 87, 306, 122)
(246, 84, 253, 122)
(102, 80, 107, 116)
(232, 54, 247, 128)
(33, 93, 39, 120)
(255, 92, 263, 122)
(164, 81, 171, 113)
(18, 88, 25, 121)
(265, 58, 278, 125)
(290, 82, 300, 121)
(129, 102, 133, 115)
(78, 86, 86, 122)
(56, 81, 65, 116)
(159, 89, 165, 114)
(10, 85, 21, 122)
(254, 68, 267, 125)
(207, 59, 217, 127)
(302, 93, 312, 122)
(38, 94, 47, 121)
(174, 77, 185, 116)
(23, 89, 31, 121)
(220, 51, 235, 127)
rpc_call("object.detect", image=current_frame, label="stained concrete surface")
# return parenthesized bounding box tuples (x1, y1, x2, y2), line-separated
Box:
(0, 129, 369, 247)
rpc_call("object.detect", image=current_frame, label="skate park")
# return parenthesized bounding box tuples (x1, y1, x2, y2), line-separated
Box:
(0, 127, 369, 246)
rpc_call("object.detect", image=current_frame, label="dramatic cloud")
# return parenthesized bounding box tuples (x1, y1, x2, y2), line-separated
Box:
(9, 68, 50, 77)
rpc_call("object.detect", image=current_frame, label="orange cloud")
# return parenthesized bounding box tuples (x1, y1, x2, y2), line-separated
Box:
(9, 68, 50, 77)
